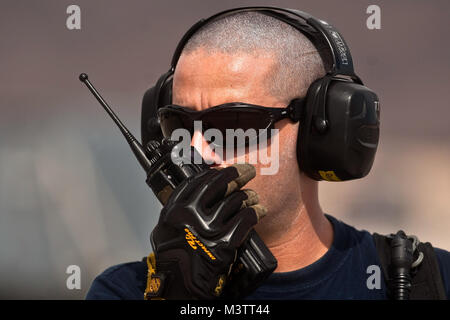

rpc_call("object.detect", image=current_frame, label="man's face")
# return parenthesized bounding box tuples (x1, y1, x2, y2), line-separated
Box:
(172, 48, 306, 236)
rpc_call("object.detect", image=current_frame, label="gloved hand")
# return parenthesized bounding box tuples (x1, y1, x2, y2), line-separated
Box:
(145, 164, 266, 300)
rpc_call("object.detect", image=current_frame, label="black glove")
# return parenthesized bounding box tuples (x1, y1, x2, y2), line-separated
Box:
(146, 164, 266, 300)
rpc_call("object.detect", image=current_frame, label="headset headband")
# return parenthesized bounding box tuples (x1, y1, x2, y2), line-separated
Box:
(170, 6, 360, 81)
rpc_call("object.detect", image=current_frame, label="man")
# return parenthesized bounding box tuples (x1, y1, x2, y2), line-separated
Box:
(86, 9, 450, 300)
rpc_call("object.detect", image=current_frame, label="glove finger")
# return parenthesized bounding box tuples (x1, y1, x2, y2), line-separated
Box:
(193, 164, 256, 209)
(224, 205, 267, 248)
(210, 189, 259, 224)
(167, 169, 216, 204)
(240, 190, 259, 209)
(212, 189, 259, 224)
(223, 164, 256, 197)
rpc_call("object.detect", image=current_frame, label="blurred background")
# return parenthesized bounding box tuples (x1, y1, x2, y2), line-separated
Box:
(0, 0, 449, 299)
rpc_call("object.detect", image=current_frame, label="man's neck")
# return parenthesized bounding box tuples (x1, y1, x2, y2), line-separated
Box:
(264, 204, 334, 273)
(256, 196, 333, 272)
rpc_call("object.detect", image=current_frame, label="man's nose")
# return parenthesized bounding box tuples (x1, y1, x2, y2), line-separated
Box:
(191, 131, 223, 165)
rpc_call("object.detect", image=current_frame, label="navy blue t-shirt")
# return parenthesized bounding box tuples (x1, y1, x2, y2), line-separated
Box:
(86, 215, 450, 300)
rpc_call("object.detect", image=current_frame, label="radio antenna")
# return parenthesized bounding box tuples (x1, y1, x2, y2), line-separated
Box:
(79, 73, 152, 172)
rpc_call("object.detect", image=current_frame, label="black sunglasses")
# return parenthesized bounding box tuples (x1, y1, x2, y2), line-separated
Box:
(157, 100, 303, 148)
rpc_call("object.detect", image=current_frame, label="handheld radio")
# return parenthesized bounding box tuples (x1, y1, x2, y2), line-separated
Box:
(79, 73, 277, 299)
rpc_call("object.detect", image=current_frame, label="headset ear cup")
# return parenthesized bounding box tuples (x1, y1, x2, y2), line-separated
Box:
(160, 77, 173, 107)
(141, 72, 173, 147)
(141, 86, 163, 147)
(297, 77, 380, 182)
(297, 78, 324, 180)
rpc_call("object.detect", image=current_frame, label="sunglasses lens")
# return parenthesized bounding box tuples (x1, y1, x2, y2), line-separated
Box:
(158, 109, 192, 138)
(158, 106, 273, 146)
(203, 109, 271, 147)
(203, 109, 271, 133)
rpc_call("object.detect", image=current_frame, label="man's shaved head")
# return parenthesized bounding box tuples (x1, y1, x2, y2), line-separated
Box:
(181, 11, 327, 103)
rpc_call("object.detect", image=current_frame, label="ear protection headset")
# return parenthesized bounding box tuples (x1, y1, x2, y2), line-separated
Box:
(141, 6, 380, 181)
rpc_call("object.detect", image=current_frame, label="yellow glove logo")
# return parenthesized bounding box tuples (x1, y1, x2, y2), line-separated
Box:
(184, 228, 217, 261)
(214, 274, 227, 296)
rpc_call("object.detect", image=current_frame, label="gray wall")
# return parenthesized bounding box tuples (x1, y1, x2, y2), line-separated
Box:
(0, 0, 449, 299)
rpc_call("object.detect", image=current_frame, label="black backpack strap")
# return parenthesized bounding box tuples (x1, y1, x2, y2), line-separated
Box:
(373, 231, 447, 300)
